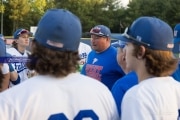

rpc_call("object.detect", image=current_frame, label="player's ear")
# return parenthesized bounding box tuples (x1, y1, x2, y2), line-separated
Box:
(137, 45, 146, 59)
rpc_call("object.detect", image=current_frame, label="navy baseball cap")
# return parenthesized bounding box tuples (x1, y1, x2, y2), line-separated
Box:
(35, 9, 82, 51)
(13, 28, 31, 39)
(115, 17, 174, 51)
(89, 25, 111, 37)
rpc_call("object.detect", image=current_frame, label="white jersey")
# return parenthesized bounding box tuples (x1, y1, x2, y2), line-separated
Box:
(121, 76, 180, 120)
(1, 63, 9, 74)
(78, 42, 91, 65)
(6, 47, 30, 86)
(0, 73, 119, 120)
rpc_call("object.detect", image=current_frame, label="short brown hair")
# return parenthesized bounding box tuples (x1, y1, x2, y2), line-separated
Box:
(12, 41, 17, 49)
(132, 44, 178, 76)
(26, 40, 80, 77)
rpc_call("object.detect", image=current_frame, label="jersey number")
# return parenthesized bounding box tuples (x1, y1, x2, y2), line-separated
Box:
(48, 110, 98, 120)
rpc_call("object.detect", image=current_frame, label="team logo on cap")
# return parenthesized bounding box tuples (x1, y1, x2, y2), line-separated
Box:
(174, 30, 178, 37)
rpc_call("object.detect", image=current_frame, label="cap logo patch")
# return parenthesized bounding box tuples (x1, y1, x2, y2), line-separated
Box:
(136, 36, 142, 42)
(46, 40, 64, 48)
(167, 43, 174, 48)
(174, 30, 178, 37)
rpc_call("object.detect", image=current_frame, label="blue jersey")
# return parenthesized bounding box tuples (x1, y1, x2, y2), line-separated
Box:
(172, 63, 180, 82)
(81, 46, 125, 90)
(111, 71, 138, 116)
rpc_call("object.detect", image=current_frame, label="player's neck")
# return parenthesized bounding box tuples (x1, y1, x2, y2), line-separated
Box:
(17, 46, 26, 54)
(135, 64, 154, 82)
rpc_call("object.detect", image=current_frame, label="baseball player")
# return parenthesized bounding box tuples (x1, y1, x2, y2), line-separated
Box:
(111, 40, 138, 116)
(78, 42, 91, 71)
(6, 28, 33, 87)
(0, 9, 119, 120)
(115, 16, 180, 119)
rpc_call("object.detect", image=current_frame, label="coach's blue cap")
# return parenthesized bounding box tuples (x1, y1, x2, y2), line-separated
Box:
(115, 17, 174, 51)
(0, 38, 6, 57)
(89, 25, 111, 37)
(35, 9, 82, 51)
(13, 28, 31, 39)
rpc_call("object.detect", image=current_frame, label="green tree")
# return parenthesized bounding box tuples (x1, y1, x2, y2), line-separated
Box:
(54, 0, 121, 33)
(8, 0, 30, 32)
(123, 0, 180, 28)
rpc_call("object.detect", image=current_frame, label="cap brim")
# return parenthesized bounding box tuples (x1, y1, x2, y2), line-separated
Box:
(111, 33, 131, 42)
(87, 32, 107, 37)
(111, 40, 127, 48)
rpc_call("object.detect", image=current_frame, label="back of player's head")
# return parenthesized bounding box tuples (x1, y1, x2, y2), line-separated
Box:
(27, 9, 81, 77)
(115, 16, 178, 76)
(34, 9, 82, 52)
(115, 16, 174, 51)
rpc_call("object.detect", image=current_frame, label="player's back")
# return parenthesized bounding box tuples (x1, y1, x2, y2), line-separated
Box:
(0, 72, 119, 120)
(121, 76, 180, 120)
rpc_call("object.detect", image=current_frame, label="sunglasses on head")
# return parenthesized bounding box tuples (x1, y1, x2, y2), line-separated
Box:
(91, 28, 100, 33)
(90, 27, 106, 36)
(17, 30, 29, 36)
(123, 27, 150, 47)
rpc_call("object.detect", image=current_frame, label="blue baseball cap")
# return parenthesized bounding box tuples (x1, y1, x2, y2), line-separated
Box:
(89, 25, 111, 37)
(0, 34, 5, 41)
(173, 23, 180, 43)
(13, 28, 31, 39)
(35, 9, 82, 51)
(172, 23, 180, 56)
(0, 38, 6, 57)
(115, 17, 174, 51)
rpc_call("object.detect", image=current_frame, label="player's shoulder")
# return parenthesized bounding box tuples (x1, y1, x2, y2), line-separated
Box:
(6, 47, 16, 53)
(79, 42, 91, 49)
(6, 47, 19, 56)
(113, 72, 138, 88)
(25, 50, 31, 55)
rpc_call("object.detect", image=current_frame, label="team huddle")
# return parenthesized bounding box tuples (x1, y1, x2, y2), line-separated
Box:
(0, 8, 179, 120)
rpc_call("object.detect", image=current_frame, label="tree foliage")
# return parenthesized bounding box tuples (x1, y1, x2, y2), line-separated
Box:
(124, 0, 180, 29)
(1, 0, 180, 36)
(8, 0, 30, 32)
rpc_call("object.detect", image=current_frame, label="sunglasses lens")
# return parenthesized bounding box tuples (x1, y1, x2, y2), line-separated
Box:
(91, 28, 100, 33)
